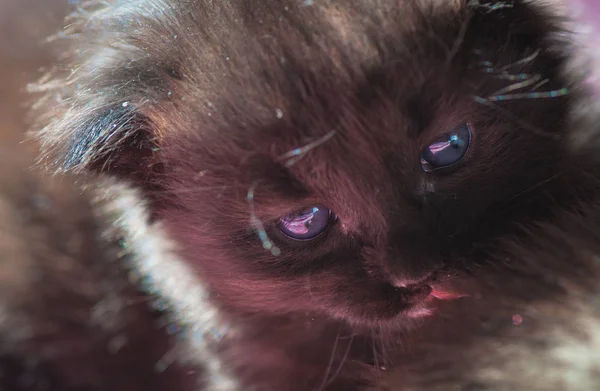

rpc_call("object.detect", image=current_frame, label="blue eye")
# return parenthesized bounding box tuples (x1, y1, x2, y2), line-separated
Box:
(278, 205, 333, 240)
(420, 123, 472, 172)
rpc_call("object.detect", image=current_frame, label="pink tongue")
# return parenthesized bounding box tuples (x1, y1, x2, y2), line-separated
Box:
(430, 289, 466, 300)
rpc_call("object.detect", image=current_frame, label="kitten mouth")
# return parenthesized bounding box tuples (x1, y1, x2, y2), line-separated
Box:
(393, 279, 434, 304)
(403, 283, 433, 301)
(429, 288, 467, 300)
(428, 274, 469, 301)
(401, 283, 465, 308)
(395, 272, 467, 301)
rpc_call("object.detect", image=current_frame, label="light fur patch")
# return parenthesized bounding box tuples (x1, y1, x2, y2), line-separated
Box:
(532, 0, 600, 152)
(467, 301, 600, 391)
(91, 178, 240, 391)
(548, 313, 600, 389)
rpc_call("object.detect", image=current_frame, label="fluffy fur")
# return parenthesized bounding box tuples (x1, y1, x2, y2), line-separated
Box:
(0, 148, 235, 391)
(23, 0, 600, 389)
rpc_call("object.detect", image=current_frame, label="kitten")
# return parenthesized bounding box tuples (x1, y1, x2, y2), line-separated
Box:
(27, 0, 600, 389)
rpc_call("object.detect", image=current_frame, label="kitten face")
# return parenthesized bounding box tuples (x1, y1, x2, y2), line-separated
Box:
(35, 0, 585, 327)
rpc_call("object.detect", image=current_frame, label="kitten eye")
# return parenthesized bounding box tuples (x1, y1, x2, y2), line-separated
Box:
(278, 205, 334, 240)
(420, 123, 472, 172)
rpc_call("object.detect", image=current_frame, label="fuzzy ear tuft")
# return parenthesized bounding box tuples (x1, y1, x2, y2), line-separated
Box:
(62, 105, 141, 169)
(36, 102, 162, 189)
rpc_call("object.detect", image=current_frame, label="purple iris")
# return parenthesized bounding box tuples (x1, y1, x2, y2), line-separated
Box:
(279, 205, 332, 240)
(420, 123, 472, 172)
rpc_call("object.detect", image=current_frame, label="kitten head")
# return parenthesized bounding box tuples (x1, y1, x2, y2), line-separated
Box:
(32, 0, 589, 327)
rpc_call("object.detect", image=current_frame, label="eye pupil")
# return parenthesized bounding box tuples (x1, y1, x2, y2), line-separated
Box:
(279, 205, 333, 240)
(449, 134, 462, 148)
(421, 123, 472, 172)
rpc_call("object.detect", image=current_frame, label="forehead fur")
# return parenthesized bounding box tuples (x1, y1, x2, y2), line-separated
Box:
(31, 0, 572, 175)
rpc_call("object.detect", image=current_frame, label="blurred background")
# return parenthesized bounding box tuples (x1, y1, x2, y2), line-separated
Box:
(0, 0, 67, 146)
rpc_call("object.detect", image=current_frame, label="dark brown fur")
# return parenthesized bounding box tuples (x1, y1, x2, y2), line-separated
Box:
(23, 0, 600, 390)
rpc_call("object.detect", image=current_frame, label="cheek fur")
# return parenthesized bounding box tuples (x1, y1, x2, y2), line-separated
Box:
(163, 206, 419, 324)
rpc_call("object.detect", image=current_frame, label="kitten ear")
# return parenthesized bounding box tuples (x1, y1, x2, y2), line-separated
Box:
(37, 101, 162, 186)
